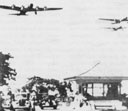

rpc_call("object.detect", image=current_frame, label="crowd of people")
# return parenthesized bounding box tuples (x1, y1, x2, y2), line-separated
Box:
(0, 81, 94, 111)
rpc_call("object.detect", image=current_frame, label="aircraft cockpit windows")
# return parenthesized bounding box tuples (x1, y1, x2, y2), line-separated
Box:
(20, 5, 25, 10)
(44, 6, 47, 11)
(11, 4, 15, 9)
(36, 6, 39, 10)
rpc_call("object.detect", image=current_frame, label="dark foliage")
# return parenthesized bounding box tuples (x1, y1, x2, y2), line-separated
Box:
(24, 76, 73, 99)
(24, 76, 59, 92)
(0, 52, 17, 86)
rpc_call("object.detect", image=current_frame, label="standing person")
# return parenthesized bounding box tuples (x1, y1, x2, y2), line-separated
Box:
(48, 87, 56, 105)
(0, 92, 4, 111)
(71, 92, 87, 110)
(30, 90, 36, 111)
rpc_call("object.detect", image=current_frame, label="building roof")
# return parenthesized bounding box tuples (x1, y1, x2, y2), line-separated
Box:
(64, 76, 128, 83)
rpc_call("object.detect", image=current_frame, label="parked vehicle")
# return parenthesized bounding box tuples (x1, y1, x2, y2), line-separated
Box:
(2, 95, 12, 110)
(11, 92, 32, 111)
(39, 94, 59, 109)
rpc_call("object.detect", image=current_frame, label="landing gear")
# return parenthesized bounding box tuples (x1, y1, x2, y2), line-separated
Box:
(35, 11, 37, 15)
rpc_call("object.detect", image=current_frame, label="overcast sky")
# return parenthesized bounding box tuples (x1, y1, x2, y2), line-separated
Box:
(0, 0, 128, 87)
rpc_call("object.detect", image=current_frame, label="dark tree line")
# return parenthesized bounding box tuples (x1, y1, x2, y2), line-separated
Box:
(24, 76, 60, 92)
(0, 52, 17, 86)
(23, 76, 73, 99)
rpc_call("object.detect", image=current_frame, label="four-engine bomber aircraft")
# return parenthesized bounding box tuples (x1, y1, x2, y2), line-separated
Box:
(105, 26, 126, 31)
(0, 3, 62, 15)
(99, 18, 121, 24)
(99, 17, 128, 24)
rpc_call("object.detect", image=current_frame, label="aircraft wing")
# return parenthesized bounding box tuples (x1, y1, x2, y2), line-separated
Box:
(45, 8, 63, 11)
(104, 27, 112, 29)
(36, 7, 62, 11)
(0, 5, 21, 11)
(99, 18, 115, 21)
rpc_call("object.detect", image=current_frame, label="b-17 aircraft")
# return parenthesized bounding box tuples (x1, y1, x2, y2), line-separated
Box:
(99, 17, 128, 24)
(105, 26, 126, 31)
(0, 3, 62, 15)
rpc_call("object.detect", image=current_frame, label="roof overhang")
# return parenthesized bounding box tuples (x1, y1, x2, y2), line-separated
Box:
(64, 76, 128, 84)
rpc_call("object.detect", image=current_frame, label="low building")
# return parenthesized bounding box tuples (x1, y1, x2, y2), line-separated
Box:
(64, 76, 128, 110)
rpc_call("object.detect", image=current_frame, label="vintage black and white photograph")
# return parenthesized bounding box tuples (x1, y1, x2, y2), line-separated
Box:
(0, 0, 128, 111)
